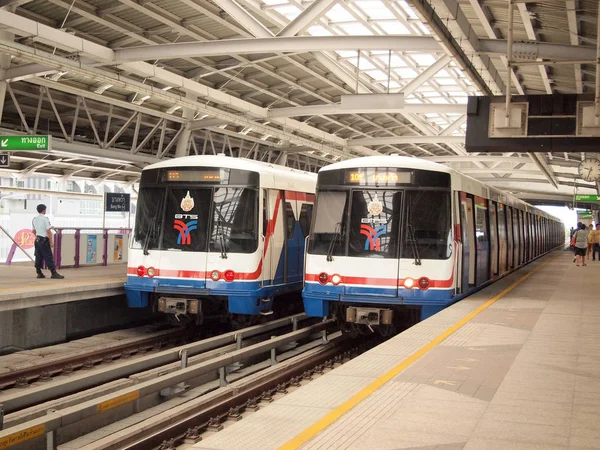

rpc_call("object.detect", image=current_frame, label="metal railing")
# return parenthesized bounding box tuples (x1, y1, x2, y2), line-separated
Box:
(53, 227, 131, 269)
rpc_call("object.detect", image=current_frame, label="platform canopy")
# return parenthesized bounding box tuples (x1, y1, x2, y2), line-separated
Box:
(0, 0, 596, 202)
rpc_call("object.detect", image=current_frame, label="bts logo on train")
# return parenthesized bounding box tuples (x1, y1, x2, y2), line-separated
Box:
(174, 192, 198, 245)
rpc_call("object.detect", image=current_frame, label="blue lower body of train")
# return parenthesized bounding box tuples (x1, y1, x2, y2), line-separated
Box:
(303, 283, 458, 322)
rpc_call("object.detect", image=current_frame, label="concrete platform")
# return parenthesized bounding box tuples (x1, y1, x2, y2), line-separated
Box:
(0, 264, 148, 351)
(192, 251, 600, 450)
(0, 264, 126, 312)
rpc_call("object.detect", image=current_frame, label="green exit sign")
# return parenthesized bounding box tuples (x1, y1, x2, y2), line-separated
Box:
(575, 194, 600, 202)
(0, 135, 51, 151)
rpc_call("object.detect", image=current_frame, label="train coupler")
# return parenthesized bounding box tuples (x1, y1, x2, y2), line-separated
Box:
(346, 307, 393, 326)
(157, 297, 201, 315)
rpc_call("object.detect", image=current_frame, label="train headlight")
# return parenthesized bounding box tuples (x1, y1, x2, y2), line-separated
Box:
(147, 267, 155, 278)
(403, 277, 415, 289)
(137, 266, 146, 277)
(418, 277, 430, 290)
(224, 270, 235, 282)
(211, 270, 220, 281)
(318, 272, 329, 285)
(331, 274, 341, 285)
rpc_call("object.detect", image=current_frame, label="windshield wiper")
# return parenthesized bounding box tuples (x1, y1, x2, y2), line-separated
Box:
(142, 194, 165, 256)
(326, 222, 342, 262)
(406, 223, 421, 266)
(214, 209, 228, 259)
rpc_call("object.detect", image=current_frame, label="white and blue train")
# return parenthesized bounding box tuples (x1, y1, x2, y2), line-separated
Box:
(303, 156, 564, 333)
(125, 155, 316, 324)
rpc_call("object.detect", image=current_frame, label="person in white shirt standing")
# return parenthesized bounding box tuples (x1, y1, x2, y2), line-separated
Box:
(32, 204, 64, 279)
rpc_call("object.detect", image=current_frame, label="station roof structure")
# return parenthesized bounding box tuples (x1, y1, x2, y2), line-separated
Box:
(0, 0, 597, 204)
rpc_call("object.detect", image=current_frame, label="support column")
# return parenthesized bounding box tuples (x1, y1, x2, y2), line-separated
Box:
(175, 93, 197, 158)
(0, 25, 15, 125)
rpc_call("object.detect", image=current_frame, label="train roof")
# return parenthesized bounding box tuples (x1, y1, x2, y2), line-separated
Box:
(316, 155, 561, 222)
(144, 154, 317, 186)
(319, 155, 451, 173)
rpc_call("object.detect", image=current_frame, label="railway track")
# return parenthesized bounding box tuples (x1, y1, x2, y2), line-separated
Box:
(0, 326, 193, 391)
(0, 314, 327, 450)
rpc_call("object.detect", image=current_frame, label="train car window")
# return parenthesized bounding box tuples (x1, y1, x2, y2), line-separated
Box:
(309, 190, 349, 256)
(506, 206, 514, 268)
(474, 197, 490, 284)
(402, 190, 451, 260)
(285, 202, 296, 239)
(132, 187, 166, 250)
(262, 190, 268, 237)
(348, 190, 401, 258)
(162, 188, 212, 252)
(299, 204, 313, 237)
(489, 202, 499, 277)
(497, 204, 508, 273)
(209, 187, 258, 254)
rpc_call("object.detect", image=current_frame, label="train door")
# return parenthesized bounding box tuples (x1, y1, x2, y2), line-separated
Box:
(267, 190, 286, 285)
(474, 196, 490, 286)
(506, 206, 514, 269)
(519, 210, 525, 264)
(261, 190, 272, 286)
(283, 193, 302, 283)
(298, 202, 313, 277)
(513, 209, 520, 266)
(498, 204, 508, 274)
(459, 193, 476, 289)
(489, 202, 498, 278)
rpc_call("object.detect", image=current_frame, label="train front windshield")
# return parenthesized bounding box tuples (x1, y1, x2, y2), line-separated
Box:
(308, 168, 452, 260)
(133, 167, 259, 254)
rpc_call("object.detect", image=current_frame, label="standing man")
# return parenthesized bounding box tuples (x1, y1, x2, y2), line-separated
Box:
(32, 204, 64, 279)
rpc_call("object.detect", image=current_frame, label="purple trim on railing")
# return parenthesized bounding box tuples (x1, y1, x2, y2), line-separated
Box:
(5, 243, 17, 265)
(102, 230, 109, 266)
(55, 229, 63, 269)
(74, 230, 81, 268)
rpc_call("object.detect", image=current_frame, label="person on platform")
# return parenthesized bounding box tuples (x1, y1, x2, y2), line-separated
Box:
(587, 224, 595, 258)
(572, 222, 590, 267)
(32, 204, 64, 279)
(592, 224, 600, 262)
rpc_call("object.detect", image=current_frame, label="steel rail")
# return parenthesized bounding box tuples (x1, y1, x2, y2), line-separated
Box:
(0, 314, 309, 414)
(0, 319, 332, 449)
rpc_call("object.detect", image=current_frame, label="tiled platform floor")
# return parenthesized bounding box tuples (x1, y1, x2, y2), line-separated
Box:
(193, 251, 600, 450)
(0, 264, 126, 311)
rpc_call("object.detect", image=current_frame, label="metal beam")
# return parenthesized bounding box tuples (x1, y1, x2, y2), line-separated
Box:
(400, 55, 451, 96)
(349, 135, 465, 146)
(268, 103, 466, 118)
(277, 0, 338, 37)
(467, 0, 525, 95)
(214, 0, 272, 38)
(479, 39, 597, 62)
(516, 2, 552, 94)
(0, 62, 57, 81)
(566, 0, 583, 93)
(114, 36, 441, 62)
(529, 153, 559, 190)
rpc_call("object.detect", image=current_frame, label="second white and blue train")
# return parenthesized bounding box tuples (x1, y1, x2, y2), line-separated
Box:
(125, 155, 316, 324)
(303, 156, 564, 333)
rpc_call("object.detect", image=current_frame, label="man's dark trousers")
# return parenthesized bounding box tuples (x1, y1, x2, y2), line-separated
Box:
(34, 236, 56, 271)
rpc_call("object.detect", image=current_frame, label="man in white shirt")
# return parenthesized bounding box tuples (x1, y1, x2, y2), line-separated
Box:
(32, 204, 64, 279)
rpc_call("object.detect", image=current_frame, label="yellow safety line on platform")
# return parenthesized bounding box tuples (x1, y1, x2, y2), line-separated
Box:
(279, 254, 558, 450)
(0, 277, 125, 292)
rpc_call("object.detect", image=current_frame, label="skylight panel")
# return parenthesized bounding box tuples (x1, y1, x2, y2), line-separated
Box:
(375, 54, 406, 67)
(435, 69, 450, 78)
(338, 23, 373, 35)
(326, 4, 356, 22)
(354, 1, 393, 20)
(307, 25, 333, 36)
(398, 0, 419, 19)
(365, 69, 389, 81)
(394, 67, 417, 78)
(410, 54, 436, 65)
(435, 77, 458, 86)
(273, 4, 301, 19)
(416, 22, 430, 35)
(424, 113, 440, 118)
(261, 0, 287, 5)
(377, 21, 411, 35)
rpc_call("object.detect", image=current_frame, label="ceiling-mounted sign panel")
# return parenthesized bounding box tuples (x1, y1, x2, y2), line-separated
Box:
(0, 135, 51, 151)
(466, 95, 600, 153)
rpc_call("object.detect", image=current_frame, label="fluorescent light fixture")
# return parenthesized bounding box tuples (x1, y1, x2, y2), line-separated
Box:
(166, 105, 182, 114)
(162, 86, 173, 91)
(94, 83, 113, 94)
(130, 94, 151, 105)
